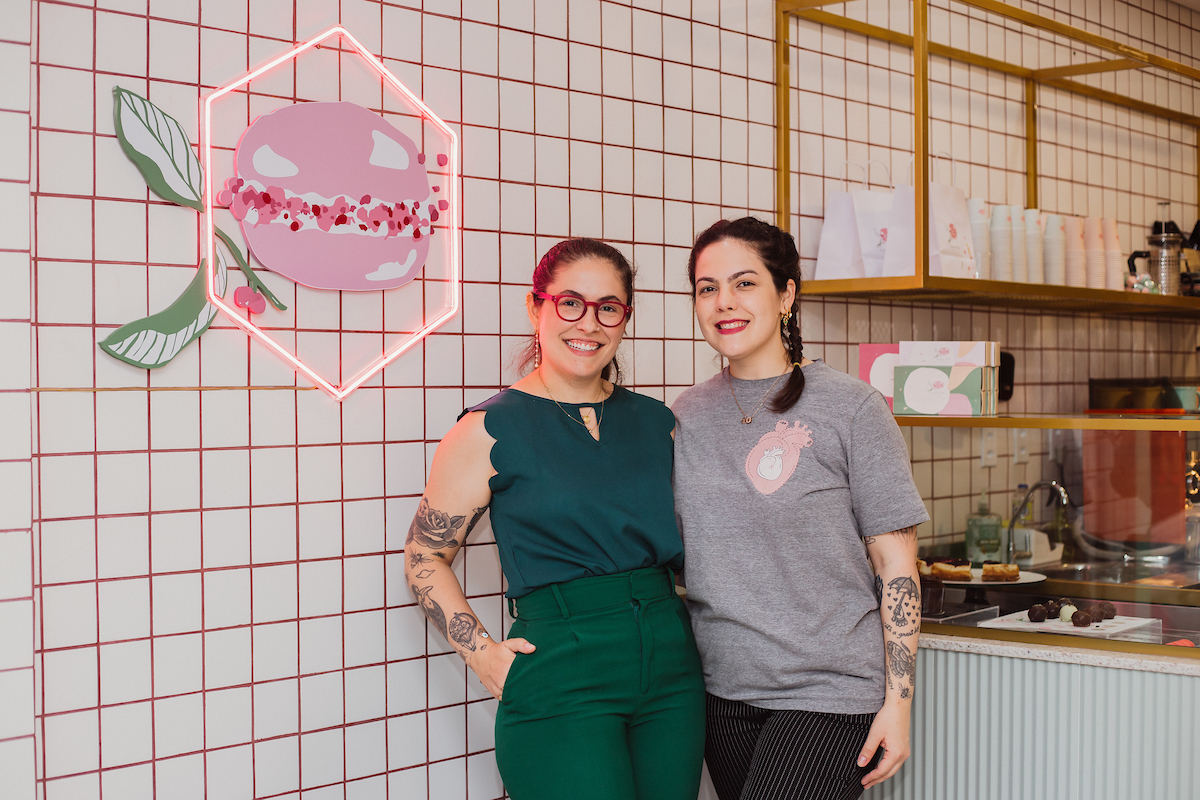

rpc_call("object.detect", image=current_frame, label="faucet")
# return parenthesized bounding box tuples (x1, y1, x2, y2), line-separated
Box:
(1007, 480, 1071, 564)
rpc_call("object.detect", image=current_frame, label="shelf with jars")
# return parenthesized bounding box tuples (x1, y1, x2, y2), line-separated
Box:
(774, 0, 1200, 311)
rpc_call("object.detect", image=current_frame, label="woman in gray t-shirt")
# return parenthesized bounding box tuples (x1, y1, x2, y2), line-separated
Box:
(672, 217, 929, 800)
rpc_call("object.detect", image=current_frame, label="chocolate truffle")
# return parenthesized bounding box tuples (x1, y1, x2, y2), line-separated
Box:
(1100, 601, 1117, 620)
(1027, 604, 1048, 622)
(1045, 600, 1061, 618)
(1072, 610, 1093, 627)
(1059, 603, 1078, 622)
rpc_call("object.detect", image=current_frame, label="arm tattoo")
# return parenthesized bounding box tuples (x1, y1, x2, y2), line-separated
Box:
(885, 576, 921, 629)
(463, 506, 488, 537)
(407, 498, 467, 550)
(865, 525, 918, 547)
(874, 574, 883, 606)
(411, 583, 448, 638)
(448, 612, 479, 651)
(886, 640, 916, 697)
(409, 552, 430, 568)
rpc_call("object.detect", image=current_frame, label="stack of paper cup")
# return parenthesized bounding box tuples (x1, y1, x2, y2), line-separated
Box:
(990, 205, 1013, 281)
(1083, 216, 1105, 288)
(1025, 209, 1044, 284)
(1043, 214, 1066, 285)
(967, 198, 990, 279)
(1010, 205, 1028, 282)
(1102, 218, 1123, 291)
(1064, 216, 1087, 287)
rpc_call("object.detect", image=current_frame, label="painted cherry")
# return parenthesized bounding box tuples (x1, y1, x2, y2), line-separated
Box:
(234, 286, 267, 314)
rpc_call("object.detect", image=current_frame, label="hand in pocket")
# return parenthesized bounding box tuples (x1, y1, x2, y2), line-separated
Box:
(474, 637, 536, 700)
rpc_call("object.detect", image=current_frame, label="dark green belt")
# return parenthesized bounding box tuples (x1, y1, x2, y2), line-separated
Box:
(508, 566, 676, 621)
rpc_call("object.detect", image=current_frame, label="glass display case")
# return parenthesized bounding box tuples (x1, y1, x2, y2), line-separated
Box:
(908, 415, 1200, 659)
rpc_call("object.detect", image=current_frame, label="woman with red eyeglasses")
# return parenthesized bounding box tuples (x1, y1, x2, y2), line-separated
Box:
(402, 238, 705, 800)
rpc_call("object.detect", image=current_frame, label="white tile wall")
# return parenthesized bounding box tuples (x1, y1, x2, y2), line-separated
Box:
(6, 0, 1200, 798)
(1, 4, 33, 798)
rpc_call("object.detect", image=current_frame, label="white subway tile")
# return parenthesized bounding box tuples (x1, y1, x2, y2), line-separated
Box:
(344, 609, 385, 666)
(254, 735, 300, 797)
(101, 700, 154, 767)
(152, 632, 203, 697)
(42, 709, 99, 777)
(41, 582, 97, 648)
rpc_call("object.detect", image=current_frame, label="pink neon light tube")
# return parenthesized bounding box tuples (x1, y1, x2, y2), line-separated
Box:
(202, 25, 461, 400)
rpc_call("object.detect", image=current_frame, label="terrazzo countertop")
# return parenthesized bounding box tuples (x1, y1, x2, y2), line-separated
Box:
(919, 632, 1200, 676)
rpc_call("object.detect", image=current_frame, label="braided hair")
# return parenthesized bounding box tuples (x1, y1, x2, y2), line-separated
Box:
(687, 217, 805, 413)
(517, 238, 635, 383)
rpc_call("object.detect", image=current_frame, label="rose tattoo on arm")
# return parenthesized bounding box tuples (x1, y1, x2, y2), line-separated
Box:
(407, 498, 467, 551)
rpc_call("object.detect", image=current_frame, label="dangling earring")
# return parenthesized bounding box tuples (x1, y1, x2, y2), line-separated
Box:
(533, 335, 541, 369)
(780, 309, 792, 326)
(780, 309, 792, 349)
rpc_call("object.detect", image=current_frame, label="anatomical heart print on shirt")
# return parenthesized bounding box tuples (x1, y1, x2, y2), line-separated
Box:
(744, 421, 814, 495)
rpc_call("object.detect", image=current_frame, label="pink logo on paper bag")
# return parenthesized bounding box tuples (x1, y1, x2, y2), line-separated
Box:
(217, 102, 440, 292)
(745, 421, 814, 495)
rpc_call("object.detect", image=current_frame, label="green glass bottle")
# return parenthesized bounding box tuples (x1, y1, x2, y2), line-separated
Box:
(966, 489, 1004, 566)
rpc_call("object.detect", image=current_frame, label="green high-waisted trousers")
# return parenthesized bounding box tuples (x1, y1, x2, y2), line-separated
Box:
(495, 567, 707, 800)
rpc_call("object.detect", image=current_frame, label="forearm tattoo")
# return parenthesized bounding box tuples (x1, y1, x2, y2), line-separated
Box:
(874, 574, 883, 606)
(448, 612, 480, 651)
(411, 583, 448, 638)
(886, 576, 921, 628)
(886, 640, 916, 699)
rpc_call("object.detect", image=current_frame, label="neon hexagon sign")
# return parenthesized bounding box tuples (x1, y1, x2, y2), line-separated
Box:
(203, 26, 460, 400)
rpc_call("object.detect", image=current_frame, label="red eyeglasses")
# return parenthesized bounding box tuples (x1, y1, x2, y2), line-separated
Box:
(534, 292, 633, 327)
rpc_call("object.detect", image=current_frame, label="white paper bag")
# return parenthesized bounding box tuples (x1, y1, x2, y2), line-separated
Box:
(928, 181, 977, 278)
(815, 162, 892, 281)
(881, 184, 916, 277)
(814, 190, 866, 280)
(881, 154, 977, 279)
(851, 187, 893, 278)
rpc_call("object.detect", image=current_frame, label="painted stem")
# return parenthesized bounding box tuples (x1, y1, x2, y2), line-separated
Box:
(213, 225, 288, 311)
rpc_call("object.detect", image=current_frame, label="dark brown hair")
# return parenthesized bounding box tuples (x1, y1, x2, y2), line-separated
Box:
(518, 238, 635, 383)
(687, 217, 805, 413)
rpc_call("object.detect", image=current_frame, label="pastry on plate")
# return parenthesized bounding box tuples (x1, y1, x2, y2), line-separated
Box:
(931, 562, 973, 581)
(981, 563, 1020, 582)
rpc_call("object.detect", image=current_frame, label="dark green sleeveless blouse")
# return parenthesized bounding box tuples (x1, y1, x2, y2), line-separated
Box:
(461, 386, 684, 598)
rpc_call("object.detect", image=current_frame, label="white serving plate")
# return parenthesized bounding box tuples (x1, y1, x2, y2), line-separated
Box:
(937, 568, 1046, 586)
(978, 609, 1161, 639)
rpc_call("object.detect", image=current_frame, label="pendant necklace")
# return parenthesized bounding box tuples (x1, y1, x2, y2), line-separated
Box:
(538, 368, 607, 433)
(726, 364, 793, 424)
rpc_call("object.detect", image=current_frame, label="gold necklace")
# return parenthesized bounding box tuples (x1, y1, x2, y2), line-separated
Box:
(537, 369, 607, 432)
(726, 364, 793, 424)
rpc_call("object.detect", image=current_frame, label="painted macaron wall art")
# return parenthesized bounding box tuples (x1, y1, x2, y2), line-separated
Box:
(217, 102, 448, 292)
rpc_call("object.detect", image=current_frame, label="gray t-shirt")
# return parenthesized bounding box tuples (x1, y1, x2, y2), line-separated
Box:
(672, 360, 928, 714)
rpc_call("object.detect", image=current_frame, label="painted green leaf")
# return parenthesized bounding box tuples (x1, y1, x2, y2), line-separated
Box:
(113, 87, 205, 212)
(99, 252, 228, 369)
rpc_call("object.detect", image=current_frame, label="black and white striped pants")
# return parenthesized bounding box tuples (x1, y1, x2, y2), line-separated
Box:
(704, 693, 883, 800)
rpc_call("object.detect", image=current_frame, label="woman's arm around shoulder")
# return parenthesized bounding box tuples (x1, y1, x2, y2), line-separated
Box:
(402, 410, 534, 699)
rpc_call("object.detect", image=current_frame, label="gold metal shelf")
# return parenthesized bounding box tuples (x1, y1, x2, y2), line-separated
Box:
(802, 276, 1200, 318)
(893, 413, 1200, 431)
(775, 0, 1200, 290)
